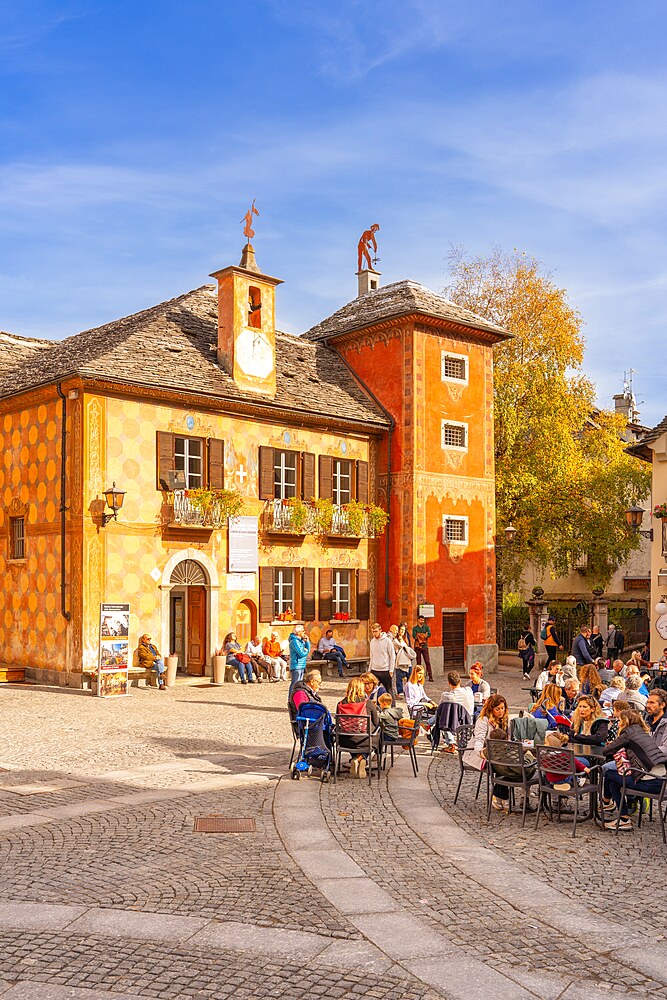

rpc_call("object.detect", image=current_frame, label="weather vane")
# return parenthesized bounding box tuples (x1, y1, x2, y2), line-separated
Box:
(241, 199, 259, 244)
(357, 223, 380, 271)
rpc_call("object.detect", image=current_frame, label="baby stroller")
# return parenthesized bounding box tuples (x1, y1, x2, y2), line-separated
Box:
(291, 702, 334, 782)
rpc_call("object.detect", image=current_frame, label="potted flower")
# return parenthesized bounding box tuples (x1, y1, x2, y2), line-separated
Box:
(314, 497, 334, 535)
(165, 652, 178, 687)
(653, 502, 667, 519)
(212, 646, 226, 685)
(365, 503, 389, 537)
(284, 497, 309, 533)
(342, 499, 365, 536)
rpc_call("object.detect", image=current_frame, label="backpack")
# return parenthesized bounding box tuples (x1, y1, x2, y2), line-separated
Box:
(540, 625, 548, 641)
(518, 637, 527, 651)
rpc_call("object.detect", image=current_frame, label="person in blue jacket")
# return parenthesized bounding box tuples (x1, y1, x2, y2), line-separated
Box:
(288, 624, 311, 693)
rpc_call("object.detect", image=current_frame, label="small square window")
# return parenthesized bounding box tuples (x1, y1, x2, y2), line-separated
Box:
(443, 516, 468, 543)
(441, 352, 467, 382)
(441, 421, 467, 450)
(9, 516, 25, 560)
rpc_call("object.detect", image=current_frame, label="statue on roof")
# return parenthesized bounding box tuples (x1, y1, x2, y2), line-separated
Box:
(357, 223, 380, 272)
(242, 199, 259, 243)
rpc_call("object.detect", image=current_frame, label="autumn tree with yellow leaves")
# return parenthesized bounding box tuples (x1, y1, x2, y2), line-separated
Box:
(446, 247, 650, 588)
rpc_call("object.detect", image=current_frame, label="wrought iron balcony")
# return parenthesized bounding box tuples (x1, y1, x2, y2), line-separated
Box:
(165, 490, 227, 528)
(262, 499, 317, 535)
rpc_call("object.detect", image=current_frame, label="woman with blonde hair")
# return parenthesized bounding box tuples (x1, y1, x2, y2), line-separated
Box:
(360, 671, 386, 703)
(336, 676, 380, 779)
(530, 683, 565, 728)
(570, 694, 608, 745)
(403, 664, 435, 713)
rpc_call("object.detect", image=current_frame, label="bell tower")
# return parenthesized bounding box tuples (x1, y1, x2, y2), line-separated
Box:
(210, 209, 283, 396)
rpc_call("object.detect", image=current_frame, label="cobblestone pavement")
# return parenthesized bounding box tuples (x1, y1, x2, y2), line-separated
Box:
(1, 674, 666, 999)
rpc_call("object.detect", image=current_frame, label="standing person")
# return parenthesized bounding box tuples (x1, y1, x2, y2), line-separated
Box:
(316, 628, 348, 678)
(518, 626, 536, 680)
(607, 623, 625, 662)
(412, 615, 433, 682)
(224, 632, 254, 684)
(590, 625, 604, 659)
(369, 622, 396, 705)
(390, 624, 414, 697)
(288, 624, 310, 694)
(137, 634, 166, 690)
(571, 626, 594, 666)
(543, 617, 562, 669)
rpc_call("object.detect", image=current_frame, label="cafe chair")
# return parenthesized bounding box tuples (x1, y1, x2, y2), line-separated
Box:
(534, 745, 601, 839)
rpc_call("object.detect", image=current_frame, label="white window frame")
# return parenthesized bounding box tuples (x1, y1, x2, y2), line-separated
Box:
(333, 459, 352, 507)
(442, 515, 468, 544)
(332, 569, 351, 615)
(274, 450, 298, 500)
(441, 350, 468, 385)
(441, 420, 468, 452)
(174, 436, 203, 488)
(274, 568, 295, 617)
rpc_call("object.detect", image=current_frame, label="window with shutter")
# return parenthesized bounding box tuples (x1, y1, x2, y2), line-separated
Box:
(332, 459, 352, 506)
(207, 439, 225, 489)
(356, 460, 369, 503)
(302, 452, 315, 500)
(319, 455, 333, 500)
(258, 446, 275, 500)
(301, 567, 315, 621)
(259, 567, 275, 622)
(319, 568, 333, 622)
(156, 431, 174, 490)
(332, 569, 351, 615)
(274, 568, 295, 618)
(356, 569, 370, 621)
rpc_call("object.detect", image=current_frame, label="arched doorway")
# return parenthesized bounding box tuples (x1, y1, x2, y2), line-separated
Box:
(235, 599, 257, 647)
(169, 559, 209, 676)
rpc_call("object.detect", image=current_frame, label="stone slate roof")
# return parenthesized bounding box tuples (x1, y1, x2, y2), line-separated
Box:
(0, 331, 52, 376)
(626, 415, 667, 462)
(304, 279, 512, 342)
(0, 286, 389, 429)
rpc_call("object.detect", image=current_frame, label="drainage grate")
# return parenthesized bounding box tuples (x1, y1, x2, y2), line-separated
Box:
(193, 816, 256, 834)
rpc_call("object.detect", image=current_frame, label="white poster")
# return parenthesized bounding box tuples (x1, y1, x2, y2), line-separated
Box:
(228, 516, 259, 573)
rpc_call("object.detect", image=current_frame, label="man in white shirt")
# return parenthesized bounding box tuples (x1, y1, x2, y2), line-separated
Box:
(245, 635, 274, 682)
(439, 670, 475, 716)
(369, 622, 396, 705)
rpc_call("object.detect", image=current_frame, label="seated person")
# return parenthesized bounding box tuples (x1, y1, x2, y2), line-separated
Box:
(530, 683, 566, 729)
(439, 670, 475, 716)
(579, 662, 604, 699)
(245, 635, 273, 682)
(317, 628, 348, 677)
(658, 648, 667, 668)
(600, 675, 625, 707)
(224, 631, 254, 684)
(462, 696, 511, 810)
(543, 731, 589, 787)
(336, 676, 380, 779)
(601, 709, 667, 830)
(486, 727, 536, 786)
(137, 634, 166, 690)
(360, 671, 387, 703)
(465, 662, 491, 717)
(289, 668, 323, 719)
(403, 665, 437, 714)
(624, 663, 649, 697)
(623, 675, 648, 711)
(569, 694, 608, 745)
(562, 677, 580, 714)
(378, 691, 403, 743)
(535, 661, 564, 692)
(647, 688, 667, 754)
(262, 631, 288, 681)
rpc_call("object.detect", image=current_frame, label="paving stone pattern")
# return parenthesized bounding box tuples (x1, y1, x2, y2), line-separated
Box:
(320, 776, 666, 997)
(429, 752, 667, 936)
(0, 930, 439, 1000)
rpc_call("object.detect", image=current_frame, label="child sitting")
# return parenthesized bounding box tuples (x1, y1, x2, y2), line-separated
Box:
(543, 731, 589, 788)
(378, 692, 403, 742)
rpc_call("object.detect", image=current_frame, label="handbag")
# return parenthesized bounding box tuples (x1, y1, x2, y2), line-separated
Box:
(236, 652, 251, 664)
(614, 749, 632, 775)
(398, 718, 418, 740)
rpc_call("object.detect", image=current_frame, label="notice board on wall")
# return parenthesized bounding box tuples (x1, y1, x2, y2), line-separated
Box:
(228, 516, 259, 573)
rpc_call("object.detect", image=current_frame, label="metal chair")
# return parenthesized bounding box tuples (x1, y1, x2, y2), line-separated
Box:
(612, 766, 667, 842)
(382, 719, 420, 777)
(431, 702, 471, 753)
(452, 723, 483, 805)
(333, 712, 382, 785)
(534, 745, 601, 839)
(484, 739, 539, 828)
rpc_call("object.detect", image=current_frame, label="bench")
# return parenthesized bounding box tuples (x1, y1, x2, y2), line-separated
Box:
(309, 656, 369, 679)
(82, 667, 157, 692)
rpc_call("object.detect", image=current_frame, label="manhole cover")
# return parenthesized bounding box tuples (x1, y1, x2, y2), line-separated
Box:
(193, 816, 256, 833)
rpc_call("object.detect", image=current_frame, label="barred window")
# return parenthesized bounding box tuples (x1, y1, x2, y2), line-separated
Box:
(441, 421, 467, 449)
(441, 353, 467, 381)
(443, 516, 467, 543)
(9, 516, 25, 560)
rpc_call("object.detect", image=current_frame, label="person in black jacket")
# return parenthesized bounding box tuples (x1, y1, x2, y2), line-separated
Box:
(590, 625, 604, 659)
(601, 710, 667, 831)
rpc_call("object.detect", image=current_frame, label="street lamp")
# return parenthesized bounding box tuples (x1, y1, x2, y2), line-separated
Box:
(102, 482, 126, 526)
(656, 598, 667, 616)
(504, 522, 517, 544)
(624, 504, 653, 541)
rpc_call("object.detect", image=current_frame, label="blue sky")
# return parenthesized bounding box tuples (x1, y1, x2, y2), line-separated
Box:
(1, 1, 667, 423)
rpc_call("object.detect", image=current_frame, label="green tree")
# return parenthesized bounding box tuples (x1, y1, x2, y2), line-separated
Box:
(445, 246, 650, 588)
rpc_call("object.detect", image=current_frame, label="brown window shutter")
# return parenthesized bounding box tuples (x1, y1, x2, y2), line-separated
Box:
(318, 455, 333, 500)
(156, 431, 174, 490)
(259, 567, 274, 622)
(258, 446, 275, 500)
(356, 569, 370, 621)
(302, 452, 315, 500)
(319, 568, 332, 622)
(356, 460, 369, 503)
(301, 567, 315, 621)
(207, 439, 225, 489)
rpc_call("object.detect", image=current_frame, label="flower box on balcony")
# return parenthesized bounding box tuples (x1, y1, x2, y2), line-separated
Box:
(332, 612, 350, 621)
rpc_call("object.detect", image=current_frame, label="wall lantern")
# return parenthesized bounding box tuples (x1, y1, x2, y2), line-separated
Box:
(624, 504, 653, 541)
(656, 597, 667, 616)
(504, 522, 517, 544)
(102, 482, 126, 526)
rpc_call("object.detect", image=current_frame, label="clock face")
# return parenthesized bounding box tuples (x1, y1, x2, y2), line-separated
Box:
(656, 614, 667, 640)
(236, 329, 274, 379)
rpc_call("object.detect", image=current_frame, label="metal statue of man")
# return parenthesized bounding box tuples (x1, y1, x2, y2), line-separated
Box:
(242, 199, 259, 242)
(357, 223, 380, 271)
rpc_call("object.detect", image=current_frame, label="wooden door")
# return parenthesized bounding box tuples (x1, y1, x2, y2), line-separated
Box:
(235, 601, 254, 647)
(442, 611, 466, 670)
(187, 586, 207, 675)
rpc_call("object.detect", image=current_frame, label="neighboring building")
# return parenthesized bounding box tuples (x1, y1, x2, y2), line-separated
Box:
(0, 244, 509, 685)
